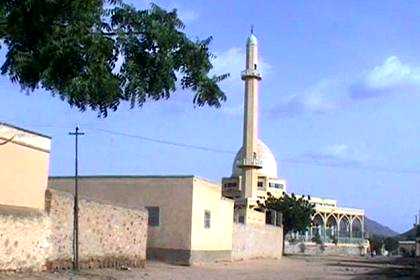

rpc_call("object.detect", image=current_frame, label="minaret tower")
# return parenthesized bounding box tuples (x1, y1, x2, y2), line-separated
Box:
(238, 28, 262, 200)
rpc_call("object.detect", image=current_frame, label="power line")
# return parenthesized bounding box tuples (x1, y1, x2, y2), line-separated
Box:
(2, 120, 420, 175)
(89, 127, 236, 155)
(89, 127, 420, 175)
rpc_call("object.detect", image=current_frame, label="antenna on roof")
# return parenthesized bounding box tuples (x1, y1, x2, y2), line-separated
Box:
(251, 24, 254, 34)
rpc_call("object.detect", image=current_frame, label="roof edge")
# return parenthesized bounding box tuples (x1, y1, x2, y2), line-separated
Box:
(0, 122, 51, 139)
(49, 175, 197, 180)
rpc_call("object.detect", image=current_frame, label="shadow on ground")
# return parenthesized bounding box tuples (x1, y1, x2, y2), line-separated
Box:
(328, 256, 420, 280)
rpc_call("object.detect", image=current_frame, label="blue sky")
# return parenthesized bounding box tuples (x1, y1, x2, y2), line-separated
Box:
(1, 0, 419, 233)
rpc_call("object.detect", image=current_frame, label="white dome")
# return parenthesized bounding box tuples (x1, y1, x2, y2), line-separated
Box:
(232, 139, 278, 178)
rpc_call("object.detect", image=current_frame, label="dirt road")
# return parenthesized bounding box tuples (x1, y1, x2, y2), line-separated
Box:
(0, 255, 418, 280)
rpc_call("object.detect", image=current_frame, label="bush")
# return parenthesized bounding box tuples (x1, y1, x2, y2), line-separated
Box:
(312, 231, 323, 245)
(299, 242, 306, 253)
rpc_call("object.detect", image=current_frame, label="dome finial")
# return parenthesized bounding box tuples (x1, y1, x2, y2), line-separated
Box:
(247, 26, 257, 46)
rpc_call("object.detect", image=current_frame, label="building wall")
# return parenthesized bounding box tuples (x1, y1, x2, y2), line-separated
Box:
(0, 206, 50, 271)
(285, 241, 366, 256)
(49, 176, 238, 265)
(0, 124, 50, 209)
(45, 189, 147, 269)
(190, 178, 234, 263)
(232, 223, 283, 260)
(245, 207, 266, 225)
(49, 176, 194, 252)
(0, 189, 147, 272)
(398, 241, 416, 257)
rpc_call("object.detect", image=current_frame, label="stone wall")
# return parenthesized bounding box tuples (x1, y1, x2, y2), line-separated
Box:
(285, 241, 365, 256)
(231, 223, 282, 260)
(0, 189, 147, 272)
(45, 189, 147, 270)
(0, 206, 50, 271)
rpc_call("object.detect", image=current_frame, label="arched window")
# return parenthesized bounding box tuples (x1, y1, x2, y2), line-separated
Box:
(339, 216, 350, 238)
(352, 218, 363, 238)
(326, 215, 338, 240)
(311, 214, 324, 238)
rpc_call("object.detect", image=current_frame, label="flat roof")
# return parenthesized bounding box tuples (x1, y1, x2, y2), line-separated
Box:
(50, 175, 196, 179)
(49, 175, 221, 186)
(0, 122, 51, 139)
(398, 240, 415, 244)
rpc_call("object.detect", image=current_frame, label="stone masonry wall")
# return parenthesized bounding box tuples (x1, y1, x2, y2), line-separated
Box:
(0, 207, 50, 271)
(45, 189, 147, 270)
(285, 241, 364, 256)
(0, 189, 147, 272)
(232, 223, 282, 261)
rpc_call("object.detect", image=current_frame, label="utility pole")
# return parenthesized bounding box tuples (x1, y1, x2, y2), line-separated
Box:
(69, 125, 84, 270)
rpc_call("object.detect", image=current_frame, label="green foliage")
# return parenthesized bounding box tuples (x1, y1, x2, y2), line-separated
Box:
(368, 234, 384, 254)
(260, 192, 316, 236)
(0, 0, 228, 116)
(311, 230, 323, 245)
(383, 237, 398, 253)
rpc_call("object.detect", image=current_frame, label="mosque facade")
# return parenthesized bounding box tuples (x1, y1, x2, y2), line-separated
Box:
(222, 32, 369, 250)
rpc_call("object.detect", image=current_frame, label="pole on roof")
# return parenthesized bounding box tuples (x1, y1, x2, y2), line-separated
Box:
(69, 125, 85, 271)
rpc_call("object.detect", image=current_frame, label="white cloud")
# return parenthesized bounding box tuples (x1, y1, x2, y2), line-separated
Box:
(364, 56, 420, 89)
(351, 56, 420, 99)
(211, 47, 273, 87)
(271, 79, 349, 116)
(177, 9, 199, 23)
(301, 144, 370, 167)
(271, 56, 420, 116)
(211, 47, 272, 117)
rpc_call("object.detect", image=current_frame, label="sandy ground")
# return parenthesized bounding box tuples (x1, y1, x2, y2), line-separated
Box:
(1, 255, 419, 280)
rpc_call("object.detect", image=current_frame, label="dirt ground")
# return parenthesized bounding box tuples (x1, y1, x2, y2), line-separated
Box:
(1, 255, 419, 280)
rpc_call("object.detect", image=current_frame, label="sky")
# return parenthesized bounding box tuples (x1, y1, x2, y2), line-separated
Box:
(1, 0, 419, 233)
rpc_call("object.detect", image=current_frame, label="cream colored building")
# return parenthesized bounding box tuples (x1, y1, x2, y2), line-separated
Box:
(49, 176, 234, 265)
(398, 240, 416, 257)
(0, 122, 51, 209)
(221, 32, 367, 251)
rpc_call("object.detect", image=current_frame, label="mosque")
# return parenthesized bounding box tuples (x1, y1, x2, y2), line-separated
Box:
(46, 31, 369, 262)
(222, 31, 369, 251)
(0, 31, 371, 272)
(0, 31, 370, 268)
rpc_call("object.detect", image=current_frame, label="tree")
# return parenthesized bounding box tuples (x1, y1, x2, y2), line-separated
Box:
(0, 1, 228, 116)
(368, 234, 384, 255)
(383, 236, 399, 254)
(259, 192, 315, 254)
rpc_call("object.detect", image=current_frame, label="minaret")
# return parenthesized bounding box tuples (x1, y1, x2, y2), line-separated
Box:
(239, 29, 262, 200)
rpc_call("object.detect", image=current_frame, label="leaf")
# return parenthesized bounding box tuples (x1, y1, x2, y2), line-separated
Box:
(0, 0, 228, 116)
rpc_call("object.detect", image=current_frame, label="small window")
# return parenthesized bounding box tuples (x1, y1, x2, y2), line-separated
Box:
(254, 64, 257, 70)
(269, 183, 284, 189)
(204, 210, 211, 229)
(224, 182, 237, 189)
(146, 206, 160, 227)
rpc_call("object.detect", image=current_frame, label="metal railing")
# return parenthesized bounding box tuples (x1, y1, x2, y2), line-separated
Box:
(241, 69, 262, 80)
(237, 157, 263, 168)
(286, 233, 365, 244)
